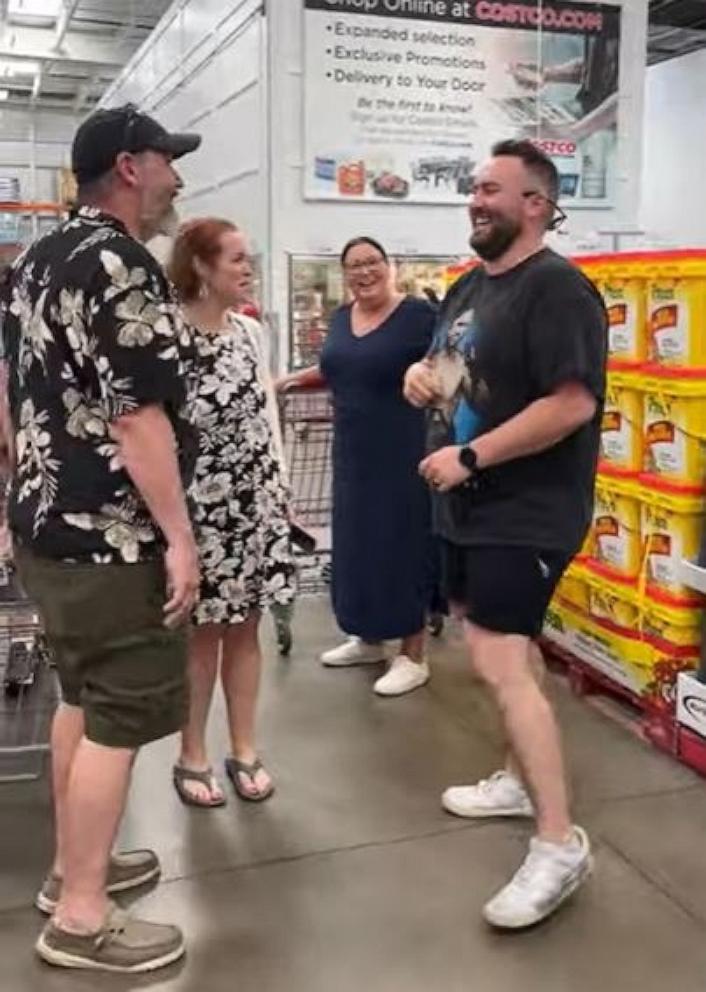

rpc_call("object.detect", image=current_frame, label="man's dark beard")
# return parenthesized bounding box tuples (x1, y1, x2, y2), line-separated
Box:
(470, 215, 521, 262)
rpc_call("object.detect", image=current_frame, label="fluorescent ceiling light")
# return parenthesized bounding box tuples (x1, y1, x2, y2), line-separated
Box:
(7, 0, 62, 15)
(0, 91, 9, 102)
(0, 60, 41, 77)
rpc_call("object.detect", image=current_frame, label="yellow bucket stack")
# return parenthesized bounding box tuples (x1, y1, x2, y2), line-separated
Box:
(546, 251, 706, 706)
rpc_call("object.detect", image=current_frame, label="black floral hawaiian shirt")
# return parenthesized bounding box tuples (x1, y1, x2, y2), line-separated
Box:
(0, 206, 196, 563)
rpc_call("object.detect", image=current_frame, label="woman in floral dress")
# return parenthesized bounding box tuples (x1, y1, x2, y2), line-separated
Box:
(169, 218, 295, 805)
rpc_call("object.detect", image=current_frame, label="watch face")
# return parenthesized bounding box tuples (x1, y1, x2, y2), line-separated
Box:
(459, 446, 477, 472)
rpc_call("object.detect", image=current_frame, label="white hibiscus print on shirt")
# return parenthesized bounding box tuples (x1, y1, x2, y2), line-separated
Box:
(63, 503, 155, 564)
(15, 399, 61, 532)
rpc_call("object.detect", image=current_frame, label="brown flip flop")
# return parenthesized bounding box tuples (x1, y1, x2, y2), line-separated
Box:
(224, 756, 275, 802)
(173, 765, 227, 808)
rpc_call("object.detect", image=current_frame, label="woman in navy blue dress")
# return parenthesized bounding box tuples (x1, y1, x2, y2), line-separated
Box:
(284, 238, 435, 696)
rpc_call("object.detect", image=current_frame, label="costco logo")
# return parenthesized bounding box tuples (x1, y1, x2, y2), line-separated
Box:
(533, 139, 577, 158)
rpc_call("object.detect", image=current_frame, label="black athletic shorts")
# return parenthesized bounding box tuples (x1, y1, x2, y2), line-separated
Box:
(441, 543, 571, 639)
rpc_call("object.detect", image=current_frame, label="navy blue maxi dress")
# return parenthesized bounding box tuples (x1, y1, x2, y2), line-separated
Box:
(320, 297, 435, 641)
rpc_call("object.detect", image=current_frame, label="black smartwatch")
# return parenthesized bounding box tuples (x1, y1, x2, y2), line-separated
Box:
(458, 444, 478, 474)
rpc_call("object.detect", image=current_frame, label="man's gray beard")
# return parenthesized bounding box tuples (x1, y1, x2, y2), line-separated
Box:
(155, 204, 180, 238)
(145, 205, 180, 264)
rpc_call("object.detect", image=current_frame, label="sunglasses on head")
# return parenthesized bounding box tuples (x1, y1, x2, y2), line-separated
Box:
(522, 189, 568, 233)
(120, 103, 143, 153)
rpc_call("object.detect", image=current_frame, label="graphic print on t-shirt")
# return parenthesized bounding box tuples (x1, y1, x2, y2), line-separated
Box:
(428, 307, 485, 445)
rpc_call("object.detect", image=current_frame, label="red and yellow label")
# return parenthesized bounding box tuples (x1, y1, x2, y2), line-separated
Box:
(607, 303, 627, 327)
(648, 533, 672, 556)
(651, 304, 678, 334)
(595, 515, 619, 538)
(646, 420, 676, 445)
(602, 410, 622, 433)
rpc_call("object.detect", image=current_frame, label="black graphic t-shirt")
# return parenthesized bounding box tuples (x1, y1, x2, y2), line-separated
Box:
(0, 207, 197, 563)
(429, 249, 607, 556)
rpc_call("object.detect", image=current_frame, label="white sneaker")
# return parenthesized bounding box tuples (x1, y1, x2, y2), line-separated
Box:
(483, 826, 593, 929)
(373, 656, 430, 697)
(442, 771, 534, 820)
(321, 637, 386, 667)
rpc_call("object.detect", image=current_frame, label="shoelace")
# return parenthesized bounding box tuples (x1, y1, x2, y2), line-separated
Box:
(94, 910, 128, 949)
(512, 851, 557, 891)
(511, 844, 579, 896)
(478, 772, 512, 794)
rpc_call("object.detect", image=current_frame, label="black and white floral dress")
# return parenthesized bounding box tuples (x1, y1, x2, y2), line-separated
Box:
(187, 314, 296, 625)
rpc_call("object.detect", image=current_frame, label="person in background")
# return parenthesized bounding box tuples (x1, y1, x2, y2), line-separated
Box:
(169, 218, 296, 806)
(0, 105, 201, 973)
(405, 139, 606, 929)
(279, 237, 435, 697)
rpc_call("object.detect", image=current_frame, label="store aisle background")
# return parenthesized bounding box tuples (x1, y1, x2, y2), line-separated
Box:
(1, 598, 706, 991)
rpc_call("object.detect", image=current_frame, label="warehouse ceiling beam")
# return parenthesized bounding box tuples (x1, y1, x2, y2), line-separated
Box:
(54, 0, 81, 51)
(0, 0, 171, 109)
(30, 62, 43, 103)
(114, 0, 137, 42)
(0, 25, 126, 66)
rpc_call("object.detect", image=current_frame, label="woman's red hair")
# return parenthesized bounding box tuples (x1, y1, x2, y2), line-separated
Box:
(168, 217, 237, 302)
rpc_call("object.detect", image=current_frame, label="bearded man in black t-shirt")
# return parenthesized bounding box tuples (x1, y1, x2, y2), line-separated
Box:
(404, 139, 607, 931)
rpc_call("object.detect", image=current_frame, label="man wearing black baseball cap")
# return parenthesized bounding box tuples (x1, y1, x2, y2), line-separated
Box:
(72, 103, 201, 240)
(0, 105, 202, 972)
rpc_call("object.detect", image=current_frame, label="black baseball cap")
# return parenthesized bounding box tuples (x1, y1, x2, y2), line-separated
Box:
(72, 104, 201, 184)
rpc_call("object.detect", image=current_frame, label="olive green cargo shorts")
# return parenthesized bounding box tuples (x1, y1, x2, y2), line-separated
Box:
(15, 547, 187, 749)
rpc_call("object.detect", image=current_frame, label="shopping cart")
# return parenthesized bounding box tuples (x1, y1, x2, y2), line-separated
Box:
(0, 561, 57, 783)
(272, 386, 333, 655)
(0, 471, 58, 783)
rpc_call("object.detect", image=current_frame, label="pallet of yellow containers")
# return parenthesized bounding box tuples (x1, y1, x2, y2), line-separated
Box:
(544, 251, 705, 721)
(582, 556, 700, 708)
(547, 556, 700, 705)
(548, 471, 703, 705)
(547, 564, 652, 698)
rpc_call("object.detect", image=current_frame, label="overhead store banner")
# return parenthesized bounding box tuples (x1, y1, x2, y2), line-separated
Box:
(303, 0, 622, 207)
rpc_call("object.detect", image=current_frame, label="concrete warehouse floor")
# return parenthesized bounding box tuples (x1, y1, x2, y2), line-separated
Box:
(1, 598, 706, 992)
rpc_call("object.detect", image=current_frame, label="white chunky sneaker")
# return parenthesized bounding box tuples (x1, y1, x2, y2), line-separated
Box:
(442, 771, 534, 820)
(321, 637, 386, 667)
(483, 826, 593, 930)
(373, 656, 430, 697)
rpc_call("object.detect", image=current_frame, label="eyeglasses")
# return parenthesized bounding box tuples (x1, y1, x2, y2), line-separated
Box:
(522, 190, 567, 232)
(343, 257, 386, 273)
